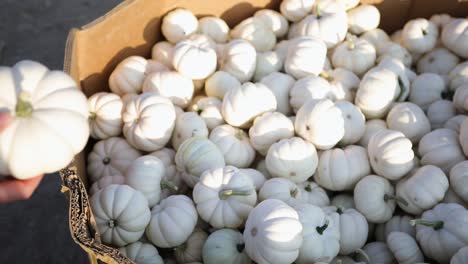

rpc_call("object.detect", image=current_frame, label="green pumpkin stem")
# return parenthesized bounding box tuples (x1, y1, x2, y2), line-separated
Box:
(384, 194, 409, 207)
(410, 219, 444, 230)
(89, 112, 97, 121)
(290, 188, 299, 198)
(355, 248, 372, 264)
(236, 243, 245, 253)
(15, 92, 33, 118)
(316, 219, 329, 235)
(219, 189, 252, 200)
(108, 219, 116, 228)
(161, 180, 179, 193)
(316, 4, 321, 18)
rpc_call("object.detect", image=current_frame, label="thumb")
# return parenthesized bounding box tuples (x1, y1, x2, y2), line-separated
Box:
(0, 112, 11, 132)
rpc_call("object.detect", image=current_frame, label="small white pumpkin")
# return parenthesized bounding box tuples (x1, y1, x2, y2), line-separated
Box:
(347, 5, 380, 34)
(450, 161, 468, 203)
(354, 175, 396, 223)
(231, 17, 276, 52)
(260, 72, 295, 115)
(321, 68, 360, 102)
(253, 51, 283, 82)
(88, 92, 123, 139)
(91, 184, 151, 246)
(376, 57, 410, 97)
(445, 115, 468, 134)
(396, 165, 449, 215)
(449, 61, 468, 91)
(254, 9, 289, 38)
(119, 242, 163, 264)
(174, 229, 208, 264)
(222, 82, 277, 128)
(452, 246, 468, 264)
(411, 203, 468, 263)
(336, 101, 366, 145)
(161, 8, 198, 44)
(218, 40, 257, 82)
(297, 181, 330, 207)
(203, 229, 251, 264)
(386, 102, 430, 143)
(259, 177, 304, 206)
(290, 75, 333, 113)
(205, 71, 241, 100)
(193, 166, 257, 228)
(401, 18, 438, 54)
(409, 73, 446, 110)
(89, 175, 125, 196)
(188, 96, 225, 130)
(295, 99, 345, 150)
(149, 148, 186, 198)
(142, 71, 194, 108)
(172, 36, 217, 80)
(266, 137, 318, 183)
(427, 99, 457, 129)
(358, 119, 387, 148)
(198, 16, 230, 44)
(175, 137, 225, 187)
(315, 145, 370, 191)
(417, 48, 460, 76)
(285, 36, 327, 79)
(249, 112, 294, 155)
(444, 186, 468, 207)
(87, 137, 141, 182)
(358, 242, 395, 264)
(172, 112, 209, 150)
(109, 56, 151, 96)
(368, 129, 414, 180)
(294, 203, 340, 263)
(240, 168, 267, 191)
(256, 159, 272, 179)
(244, 199, 303, 264)
(122, 93, 176, 152)
(274, 40, 290, 62)
(361, 28, 390, 51)
(442, 18, 468, 59)
(331, 194, 355, 210)
(383, 215, 416, 240)
(331, 37, 376, 76)
(151, 41, 174, 69)
(430, 13, 453, 29)
(376, 42, 412, 67)
(454, 85, 468, 113)
(279, 0, 315, 22)
(387, 232, 424, 264)
(146, 195, 198, 248)
(419, 128, 465, 173)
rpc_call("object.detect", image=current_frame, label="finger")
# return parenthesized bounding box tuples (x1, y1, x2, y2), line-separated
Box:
(0, 112, 12, 132)
(0, 174, 44, 203)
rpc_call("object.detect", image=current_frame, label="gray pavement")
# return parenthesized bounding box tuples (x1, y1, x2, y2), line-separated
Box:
(0, 1, 120, 263)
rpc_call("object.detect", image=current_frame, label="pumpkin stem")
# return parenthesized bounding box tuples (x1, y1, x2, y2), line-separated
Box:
(319, 71, 333, 82)
(355, 248, 372, 264)
(410, 219, 444, 230)
(108, 219, 116, 228)
(102, 157, 111, 165)
(290, 188, 299, 198)
(422, 28, 428, 35)
(219, 189, 252, 200)
(315, 4, 321, 18)
(235, 130, 245, 140)
(304, 183, 312, 192)
(336, 207, 344, 215)
(161, 180, 179, 193)
(15, 92, 33, 118)
(384, 194, 409, 207)
(316, 219, 329, 235)
(89, 112, 97, 121)
(236, 243, 245, 253)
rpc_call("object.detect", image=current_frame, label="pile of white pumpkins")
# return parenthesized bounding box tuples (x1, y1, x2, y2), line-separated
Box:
(86, 0, 468, 263)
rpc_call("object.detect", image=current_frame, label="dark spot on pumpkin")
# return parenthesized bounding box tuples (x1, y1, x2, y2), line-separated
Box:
(177, 134, 182, 138)
(290, 172, 296, 177)
(374, 157, 379, 163)
(251, 227, 258, 237)
(103, 157, 111, 165)
(428, 57, 435, 63)
(306, 125, 310, 131)
(346, 114, 352, 119)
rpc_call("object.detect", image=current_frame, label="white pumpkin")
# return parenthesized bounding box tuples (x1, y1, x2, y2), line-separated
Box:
(203, 229, 251, 264)
(244, 199, 303, 264)
(125, 156, 166, 207)
(175, 137, 225, 187)
(295, 99, 345, 150)
(260, 72, 295, 115)
(401, 18, 438, 54)
(449, 61, 468, 91)
(222, 82, 277, 128)
(376, 42, 412, 67)
(419, 128, 465, 173)
(445, 115, 468, 134)
(450, 161, 468, 203)
(387, 232, 424, 264)
(122, 93, 176, 152)
(205, 71, 241, 100)
(161, 8, 198, 44)
(231, 17, 276, 52)
(427, 99, 457, 129)
(0, 61, 89, 179)
(174, 229, 208, 264)
(368, 129, 414, 180)
(347, 5, 380, 34)
(331, 194, 355, 210)
(188, 96, 225, 130)
(430, 13, 453, 29)
(285, 36, 327, 79)
(290, 75, 333, 113)
(240, 168, 267, 191)
(91, 184, 151, 246)
(172, 112, 209, 150)
(321, 68, 360, 102)
(376, 57, 410, 98)
(411, 203, 468, 263)
(396, 165, 449, 215)
(119, 242, 163, 264)
(409, 73, 446, 110)
(391, 30, 403, 45)
(142, 71, 194, 108)
(386, 102, 430, 143)
(294, 203, 340, 263)
(452, 246, 468, 264)
(266, 137, 318, 183)
(146, 195, 198, 248)
(279, 0, 315, 22)
(149, 148, 186, 198)
(417, 47, 460, 76)
(442, 18, 468, 58)
(354, 175, 396, 223)
(209, 125, 255, 168)
(324, 206, 368, 255)
(361, 28, 390, 51)
(383, 215, 416, 240)
(219, 40, 257, 82)
(274, 40, 290, 62)
(444, 186, 468, 207)
(172, 36, 217, 80)
(315, 145, 370, 191)
(336, 101, 366, 145)
(89, 175, 125, 196)
(121, 93, 139, 107)
(358, 242, 395, 264)
(109, 56, 151, 96)
(88, 92, 123, 139)
(454, 85, 468, 113)
(256, 159, 272, 179)
(87, 137, 141, 182)
(358, 119, 387, 148)
(151, 41, 174, 69)
(198, 16, 230, 44)
(259, 177, 304, 206)
(297, 181, 330, 207)
(254, 9, 289, 38)
(253, 51, 283, 82)
(331, 37, 376, 76)
(249, 112, 294, 155)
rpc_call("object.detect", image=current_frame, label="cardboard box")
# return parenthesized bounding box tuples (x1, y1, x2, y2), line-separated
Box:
(61, 0, 468, 263)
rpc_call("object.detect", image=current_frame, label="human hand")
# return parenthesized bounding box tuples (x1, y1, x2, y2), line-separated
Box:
(0, 112, 44, 203)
